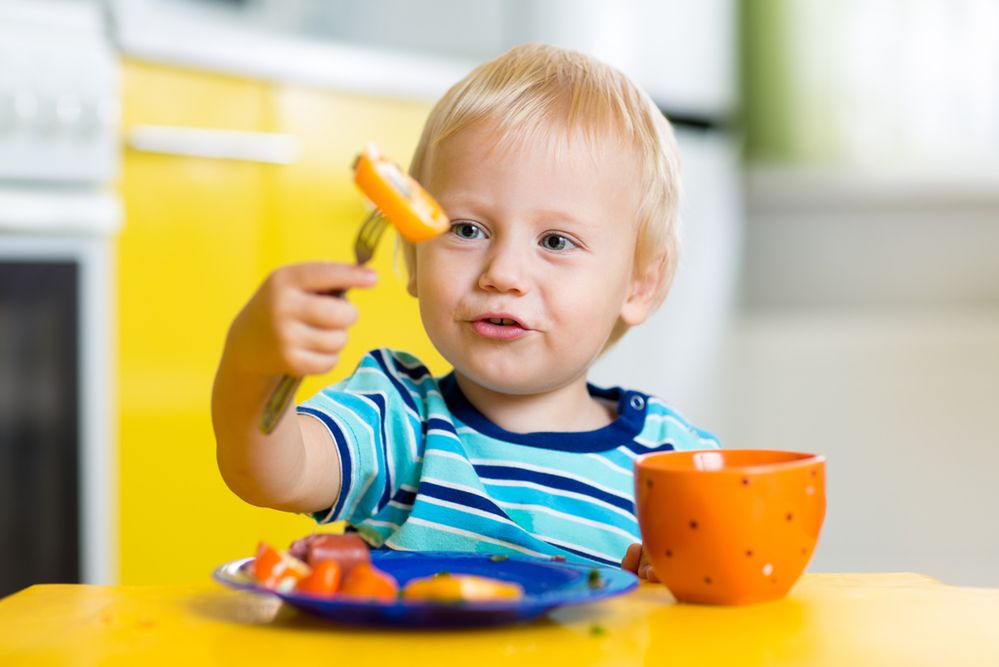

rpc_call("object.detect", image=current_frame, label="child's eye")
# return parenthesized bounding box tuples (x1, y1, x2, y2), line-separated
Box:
(540, 233, 577, 252)
(450, 221, 484, 240)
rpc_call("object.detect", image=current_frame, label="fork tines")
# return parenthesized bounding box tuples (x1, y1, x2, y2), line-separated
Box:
(354, 210, 389, 264)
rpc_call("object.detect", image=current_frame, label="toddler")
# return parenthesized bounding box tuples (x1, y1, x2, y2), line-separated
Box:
(212, 43, 719, 580)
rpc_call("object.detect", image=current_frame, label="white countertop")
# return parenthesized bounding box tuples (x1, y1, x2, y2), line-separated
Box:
(0, 187, 121, 235)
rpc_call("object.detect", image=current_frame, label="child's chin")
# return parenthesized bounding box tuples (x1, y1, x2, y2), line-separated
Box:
(454, 363, 579, 398)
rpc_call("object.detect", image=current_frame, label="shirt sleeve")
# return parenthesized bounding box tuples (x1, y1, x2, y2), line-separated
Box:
(643, 397, 721, 450)
(296, 348, 431, 528)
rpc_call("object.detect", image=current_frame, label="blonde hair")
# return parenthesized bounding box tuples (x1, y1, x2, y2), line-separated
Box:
(406, 43, 682, 346)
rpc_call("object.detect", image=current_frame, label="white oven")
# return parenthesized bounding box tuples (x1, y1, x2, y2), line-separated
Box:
(0, 0, 120, 595)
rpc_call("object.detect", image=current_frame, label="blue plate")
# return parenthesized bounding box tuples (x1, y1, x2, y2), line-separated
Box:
(213, 550, 637, 628)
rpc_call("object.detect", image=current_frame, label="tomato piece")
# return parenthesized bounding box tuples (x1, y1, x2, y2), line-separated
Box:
(253, 541, 310, 591)
(339, 563, 399, 601)
(296, 560, 342, 597)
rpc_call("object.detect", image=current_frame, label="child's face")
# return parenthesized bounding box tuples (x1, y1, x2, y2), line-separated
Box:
(409, 122, 655, 397)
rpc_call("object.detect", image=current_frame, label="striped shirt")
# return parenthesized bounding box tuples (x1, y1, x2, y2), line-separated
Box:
(298, 348, 720, 567)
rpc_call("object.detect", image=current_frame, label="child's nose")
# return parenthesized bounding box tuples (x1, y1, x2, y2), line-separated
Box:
(478, 241, 530, 294)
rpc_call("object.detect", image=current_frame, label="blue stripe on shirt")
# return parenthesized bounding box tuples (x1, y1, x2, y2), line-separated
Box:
(622, 439, 676, 457)
(551, 543, 619, 567)
(391, 486, 417, 507)
(391, 354, 432, 382)
(474, 463, 635, 514)
(372, 350, 418, 413)
(426, 417, 459, 437)
(298, 406, 353, 522)
(418, 481, 511, 520)
(360, 392, 394, 513)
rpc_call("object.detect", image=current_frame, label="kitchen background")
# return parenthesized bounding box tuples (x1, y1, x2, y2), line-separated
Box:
(0, 0, 996, 596)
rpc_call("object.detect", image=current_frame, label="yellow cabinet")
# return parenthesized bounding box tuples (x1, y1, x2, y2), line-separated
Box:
(117, 60, 445, 584)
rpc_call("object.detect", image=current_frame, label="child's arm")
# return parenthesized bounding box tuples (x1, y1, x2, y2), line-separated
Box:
(211, 262, 377, 513)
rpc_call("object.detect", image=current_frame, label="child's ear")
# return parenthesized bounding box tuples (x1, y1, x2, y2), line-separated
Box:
(619, 253, 667, 326)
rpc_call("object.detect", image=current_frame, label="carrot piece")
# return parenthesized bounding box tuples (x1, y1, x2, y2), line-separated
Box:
(296, 560, 342, 597)
(339, 563, 399, 601)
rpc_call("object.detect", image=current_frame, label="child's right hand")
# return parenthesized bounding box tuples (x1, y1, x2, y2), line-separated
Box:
(223, 262, 378, 378)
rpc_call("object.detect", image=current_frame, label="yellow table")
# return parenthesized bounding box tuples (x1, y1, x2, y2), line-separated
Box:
(2, 573, 997, 666)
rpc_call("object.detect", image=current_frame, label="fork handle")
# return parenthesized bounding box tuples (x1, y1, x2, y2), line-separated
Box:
(258, 285, 348, 434)
(260, 374, 303, 434)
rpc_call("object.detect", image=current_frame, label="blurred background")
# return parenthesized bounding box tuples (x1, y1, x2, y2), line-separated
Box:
(0, 0, 996, 597)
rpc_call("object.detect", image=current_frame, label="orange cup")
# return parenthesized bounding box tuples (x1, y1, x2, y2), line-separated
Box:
(634, 449, 826, 605)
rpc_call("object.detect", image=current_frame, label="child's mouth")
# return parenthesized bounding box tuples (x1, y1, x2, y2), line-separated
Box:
(472, 317, 528, 341)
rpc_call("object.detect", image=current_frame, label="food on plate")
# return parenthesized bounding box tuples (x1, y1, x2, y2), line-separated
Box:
(255, 536, 397, 600)
(252, 536, 523, 604)
(402, 572, 524, 603)
(295, 560, 343, 597)
(288, 533, 371, 578)
(253, 541, 310, 592)
(339, 562, 400, 601)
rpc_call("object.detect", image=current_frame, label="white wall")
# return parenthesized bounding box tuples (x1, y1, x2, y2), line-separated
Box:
(722, 309, 999, 586)
(714, 171, 999, 586)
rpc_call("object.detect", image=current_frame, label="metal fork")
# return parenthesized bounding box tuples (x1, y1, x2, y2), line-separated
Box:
(259, 210, 389, 433)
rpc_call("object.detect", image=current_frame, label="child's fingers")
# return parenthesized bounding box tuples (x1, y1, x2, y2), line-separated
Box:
(638, 547, 660, 582)
(273, 321, 348, 368)
(281, 262, 378, 293)
(294, 325, 349, 356)
(294, 292, 360, 329)
(226, 264, 368, 377)
(621, 543, 642, 573)
(622, 544, 662, 582)
(286, 348, 340, 376)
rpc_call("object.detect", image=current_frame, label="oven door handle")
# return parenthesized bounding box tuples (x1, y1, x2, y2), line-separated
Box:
(127, 125, 300, 164)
